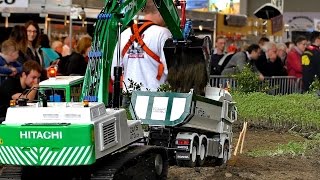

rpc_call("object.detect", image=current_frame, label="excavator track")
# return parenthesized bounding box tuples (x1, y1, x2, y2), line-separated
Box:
(0, 145, 168, 180)
(92, 145, 168, 180)
(0, 166, 21, 180)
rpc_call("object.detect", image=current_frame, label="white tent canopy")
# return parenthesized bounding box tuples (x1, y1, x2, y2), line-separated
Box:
(0, 0, 100, 19)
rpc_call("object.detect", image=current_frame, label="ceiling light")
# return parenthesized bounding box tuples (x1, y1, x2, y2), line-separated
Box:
(199, 25, 203, 31)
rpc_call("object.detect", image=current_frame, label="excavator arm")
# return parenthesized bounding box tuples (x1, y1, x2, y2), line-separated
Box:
(81, 0, 184, 104)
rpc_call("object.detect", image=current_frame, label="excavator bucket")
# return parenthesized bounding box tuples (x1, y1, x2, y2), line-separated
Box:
(164, 36, 212, 95)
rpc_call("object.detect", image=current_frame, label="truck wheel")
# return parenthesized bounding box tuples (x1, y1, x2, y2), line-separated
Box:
(215, 142, 229, 166)
(176, 142, 198, 167)
(154, 154, 165, 177)
(113, 151, 168, 180)
(197, 143, 206, 166)
(146, 152, 168, 180)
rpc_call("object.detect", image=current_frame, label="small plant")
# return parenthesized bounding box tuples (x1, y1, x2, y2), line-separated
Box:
(231, 65, 270, 93)
(309, 76, 320, 96)
(122, 79, 143, 109)
(157, 83, 173, 92)
(122, 79, 143, 99)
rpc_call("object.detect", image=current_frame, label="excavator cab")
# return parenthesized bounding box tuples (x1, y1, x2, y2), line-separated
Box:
(39, 76, 84, 102)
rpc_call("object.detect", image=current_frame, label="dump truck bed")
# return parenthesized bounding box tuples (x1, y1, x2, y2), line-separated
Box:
(130, 90, 234, 133)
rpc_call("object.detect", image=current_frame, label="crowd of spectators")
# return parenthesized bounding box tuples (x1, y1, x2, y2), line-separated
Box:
(0, 20, 92, 119)
(210, 33, 320, 92)
(0, 21, 93, 81)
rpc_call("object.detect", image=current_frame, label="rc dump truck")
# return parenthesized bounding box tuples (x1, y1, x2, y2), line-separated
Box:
(130, 86, 237, 167)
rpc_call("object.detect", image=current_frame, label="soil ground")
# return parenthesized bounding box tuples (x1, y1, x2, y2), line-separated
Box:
(168, 129, 320, 180)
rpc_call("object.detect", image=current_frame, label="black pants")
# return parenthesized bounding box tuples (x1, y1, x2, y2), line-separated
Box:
(0, 117, 5, 124)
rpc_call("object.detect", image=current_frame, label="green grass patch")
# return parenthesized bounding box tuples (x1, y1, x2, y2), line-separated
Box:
(247, 140, 320, 157)
(233, 92, 320, 131)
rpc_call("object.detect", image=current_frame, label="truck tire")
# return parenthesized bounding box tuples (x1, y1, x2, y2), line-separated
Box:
(215, 141, 229, 166)
(197, 143, 206, 166)
(154, 153, 167, 179)
(176, 142, 198, 167)
(113, 151, 168, 180)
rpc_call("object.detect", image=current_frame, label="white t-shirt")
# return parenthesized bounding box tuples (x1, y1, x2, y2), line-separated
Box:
(111, 24, 172, 91)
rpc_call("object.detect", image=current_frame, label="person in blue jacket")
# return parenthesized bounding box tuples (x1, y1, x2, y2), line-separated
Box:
(39, 34, 60, 69)
(0, 39, 22, 84)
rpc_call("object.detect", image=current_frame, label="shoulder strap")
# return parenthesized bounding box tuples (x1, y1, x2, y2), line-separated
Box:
(130, 21, 155, 37)
(122, 21, 155, 57)
(122, 22, 164, 80)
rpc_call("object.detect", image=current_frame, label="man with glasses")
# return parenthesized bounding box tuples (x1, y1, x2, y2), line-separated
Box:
(301, 31, 320, 92)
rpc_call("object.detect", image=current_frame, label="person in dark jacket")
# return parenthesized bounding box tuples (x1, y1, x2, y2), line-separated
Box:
(210, 36, 226, 75)
(63, 36, 92, 76)
(0, 60, 41, 120)
(301, 31, 320, 92)
(222, 44, 264, 81)
(255, 42, 287, 77)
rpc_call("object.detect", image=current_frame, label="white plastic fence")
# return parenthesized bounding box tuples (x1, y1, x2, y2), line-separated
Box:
(209, 75, 302, 95)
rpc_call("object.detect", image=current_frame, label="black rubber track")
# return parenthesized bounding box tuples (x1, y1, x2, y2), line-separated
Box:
(0, 145, 169, 180)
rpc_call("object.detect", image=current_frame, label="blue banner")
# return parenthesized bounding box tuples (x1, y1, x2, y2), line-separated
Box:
(186, 0, 208, 10)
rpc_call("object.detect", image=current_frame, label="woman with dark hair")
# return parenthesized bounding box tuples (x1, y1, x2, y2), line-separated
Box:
(25, 20, 42, 66)
(8, 25, 29, 64)
(39, 34, 60, 68)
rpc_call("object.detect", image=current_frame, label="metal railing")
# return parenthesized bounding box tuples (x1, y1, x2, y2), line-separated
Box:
(209, 75, 303, 95)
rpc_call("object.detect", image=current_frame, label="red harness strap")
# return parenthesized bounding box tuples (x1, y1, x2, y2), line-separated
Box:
(122, 22, 164, 80)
